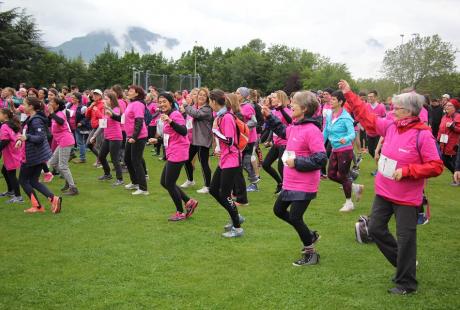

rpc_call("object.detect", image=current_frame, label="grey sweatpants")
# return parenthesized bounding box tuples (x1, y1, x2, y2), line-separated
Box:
(48, 146, 75, 186)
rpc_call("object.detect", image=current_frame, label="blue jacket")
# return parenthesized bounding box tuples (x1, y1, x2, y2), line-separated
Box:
(23, 112, 52, 167)
(323, 108, 356, 150)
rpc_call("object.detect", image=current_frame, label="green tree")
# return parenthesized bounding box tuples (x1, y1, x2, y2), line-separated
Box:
(0, 7, 45, 86)
(355, 78, 399, 102)
(382, 34, 457, 89)
(87, 45, 123, 89)
(302, 58, 354, 91)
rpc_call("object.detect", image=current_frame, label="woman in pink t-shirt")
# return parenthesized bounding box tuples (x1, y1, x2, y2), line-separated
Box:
(262, 91, 326, 266)
(208, 90, 245, 238)
(148, 92, 198, 222)
(339, 79, 443, 295)
(0, 108, 23, 203)
(47, 97, 78, 195)
(262, 91, 292, 195)
(123, 85, 149, 195)
(94, 91, 124, 185)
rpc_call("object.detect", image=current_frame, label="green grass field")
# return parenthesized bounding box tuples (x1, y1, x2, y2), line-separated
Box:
(1, 147, 459, 309)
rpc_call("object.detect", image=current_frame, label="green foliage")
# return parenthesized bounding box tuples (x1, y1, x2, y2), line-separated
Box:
(356, 78, 399, 101)
(382, 34, 457, 89)
(0, 7, 45, 86)
(0, 151, 459, 308)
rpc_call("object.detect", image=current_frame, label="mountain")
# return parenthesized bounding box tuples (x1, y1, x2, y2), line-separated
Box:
(50, 26, 180, 61)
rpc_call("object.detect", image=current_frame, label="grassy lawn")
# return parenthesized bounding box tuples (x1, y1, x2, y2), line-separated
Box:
(0, 147, 459, 309)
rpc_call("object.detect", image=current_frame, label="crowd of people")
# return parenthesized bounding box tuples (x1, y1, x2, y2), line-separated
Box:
(1, 79, 459, 295)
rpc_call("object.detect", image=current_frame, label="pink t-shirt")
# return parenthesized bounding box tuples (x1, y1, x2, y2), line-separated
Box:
(366, 103, 386, 137)
(163, 110, 190, 163)
(51, 110, 75, 147)
(0, 124, 22, 170)
(216, 113, 240, 169)
(240, 103, 257, 143)
(419, 107, 428, 124)
(283, 122, 325, 193)
(68, 104, 78, 130)
(124, 101, 148, 139)
(272, 107, 292, 146)
(375, 119, 440, 206)
(104, 107, 122, 141)
(147, 102, 160, 126)
(82, 95, 89, 106)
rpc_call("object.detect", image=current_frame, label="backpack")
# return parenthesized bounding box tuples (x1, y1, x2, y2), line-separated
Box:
(218, 113, 249, 151)
(355, 215, 373, 244)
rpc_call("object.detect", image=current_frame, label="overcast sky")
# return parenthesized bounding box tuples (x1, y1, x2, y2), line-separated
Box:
(4, 0, 460, 79)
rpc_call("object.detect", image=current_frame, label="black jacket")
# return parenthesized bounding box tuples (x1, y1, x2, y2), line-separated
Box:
(23, 111, 52, 167)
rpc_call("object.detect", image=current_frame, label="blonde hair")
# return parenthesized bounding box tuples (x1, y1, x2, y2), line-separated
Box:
(226, 93, 240, 114)
(275, 90, 290, 107)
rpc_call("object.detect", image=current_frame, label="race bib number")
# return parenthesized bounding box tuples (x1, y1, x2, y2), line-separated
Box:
(99, 118, 107, 129)
(440, 134, 448, 144)
(20, 113, 27, 122)
(378, 154, 397, 179)
(163, 134, 170, 148)
(186, 118, 193, 130)
(121, 114, 125, 124)
(281, 150, 296, 166)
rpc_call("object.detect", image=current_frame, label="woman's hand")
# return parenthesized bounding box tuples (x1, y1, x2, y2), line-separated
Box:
(148, 138, 158, 145)
(15, 140, 22, 148)
(18, 134, 27, 142)
(338, 80, 351, 94)
(160, 114, 171, 123)
(179, 105, 186, 113)
(261, 105, 271, 118)
(392, 168, 403, 181)
(339, 138, 346, 144)
(105, 109, 113, 116)
(89, 137, 96, 144)
(286, 158, 295, 168)
(128, 138, 135, 144)
(47, 104, 54, 114)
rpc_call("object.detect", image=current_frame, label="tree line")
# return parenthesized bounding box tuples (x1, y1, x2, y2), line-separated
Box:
(1, 7, 459, 99)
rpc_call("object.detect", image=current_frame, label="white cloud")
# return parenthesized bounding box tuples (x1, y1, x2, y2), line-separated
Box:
(3, 0, 460, 78)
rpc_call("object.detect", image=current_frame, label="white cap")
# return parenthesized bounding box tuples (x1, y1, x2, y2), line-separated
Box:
(92, 89, 103, 96)
(442, 94, 450, 99)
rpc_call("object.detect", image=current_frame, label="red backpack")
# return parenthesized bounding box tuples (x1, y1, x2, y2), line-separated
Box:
(218, 113, 249, 151)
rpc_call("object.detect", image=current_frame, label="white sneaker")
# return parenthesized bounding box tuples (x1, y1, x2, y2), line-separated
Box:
(196, 186, 209, 194)
(352, 184, 364, 202)
(132, 189, 149, 196)
(180, 180, 195, 188)
(124, 183, 139, 190)
(339, 201, 355, 212)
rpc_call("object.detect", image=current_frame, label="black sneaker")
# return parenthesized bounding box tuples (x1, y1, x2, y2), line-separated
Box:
(98, 174, 113, 181)
(0, 191, 15, 197)
(292, 252, 320, 266)
(60, 182, 69, 192)
(388, 287, 416, 295)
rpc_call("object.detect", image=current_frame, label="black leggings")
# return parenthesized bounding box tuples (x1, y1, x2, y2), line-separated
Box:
(98, 139, 123, 180)
(367, 135, 380, 158)
(125, 138, 147, 191)
(19, 164, 54, 207)
(184, 145, 211, 187)
(273, 196, 312, 246)
(160, 161, 190, 212)
(262, 145, 285, 185)
(210, 166, 241, 228)
(2, 166, 20, 196)
(442, 154, 455, 174)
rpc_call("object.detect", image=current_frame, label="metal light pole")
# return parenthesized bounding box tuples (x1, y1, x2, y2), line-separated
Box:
(194, 41, 198, 88)
(398, 34, 404, 93)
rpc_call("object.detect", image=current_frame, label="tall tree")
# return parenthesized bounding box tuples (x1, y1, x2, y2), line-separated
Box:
(382, 34, 457, 89)
(0, 7, 45, 86)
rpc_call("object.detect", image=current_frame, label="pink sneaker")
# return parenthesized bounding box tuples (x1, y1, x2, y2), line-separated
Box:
(168, 212, 186, 222)
(185, 199, 198, 218)
(43, 172, 54, 183)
